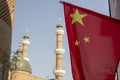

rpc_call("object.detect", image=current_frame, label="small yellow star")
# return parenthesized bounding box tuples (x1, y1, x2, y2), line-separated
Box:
(70, 9, 87, 26)
(83, 36, 90, 43)
(75, 40, 80, 46)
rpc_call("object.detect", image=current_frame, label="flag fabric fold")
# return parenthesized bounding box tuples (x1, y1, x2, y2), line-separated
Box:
(63, 2, 120, 80)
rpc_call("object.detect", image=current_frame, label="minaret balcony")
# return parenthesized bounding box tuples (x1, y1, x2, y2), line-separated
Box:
(56, 28, 64, 35)
(22, 40, 30, 45)
(54, 69, 66, 77)
(55, 48, 65, 55)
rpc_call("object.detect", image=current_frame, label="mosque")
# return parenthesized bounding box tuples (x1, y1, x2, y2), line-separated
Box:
(0, 0, 66, 80)
(8, 20, 66, 80)
(1, 0, 119, 80)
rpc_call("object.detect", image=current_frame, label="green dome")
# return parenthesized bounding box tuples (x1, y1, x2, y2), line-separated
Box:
(10, 57, 32, 73)
(10, 49, 32, 73)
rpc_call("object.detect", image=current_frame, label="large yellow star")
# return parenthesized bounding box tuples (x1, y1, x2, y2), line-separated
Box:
(75, 40, 80, 46)
(83, 36, 90, 43)
(70, 9, 87, 26)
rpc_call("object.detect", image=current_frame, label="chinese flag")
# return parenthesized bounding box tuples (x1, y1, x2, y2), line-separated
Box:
(63, 2, 120, 80)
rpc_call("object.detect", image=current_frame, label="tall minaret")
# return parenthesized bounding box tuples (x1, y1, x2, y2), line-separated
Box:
(22, 31, 30, 61)
(54, 19, 66, 80)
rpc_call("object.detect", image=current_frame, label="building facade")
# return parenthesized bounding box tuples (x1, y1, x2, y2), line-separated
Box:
(109, 0, 120, 19)
(0, 0, 15, 80)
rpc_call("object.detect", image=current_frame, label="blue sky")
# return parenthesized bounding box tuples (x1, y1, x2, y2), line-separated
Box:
(12, 0, 109, 79)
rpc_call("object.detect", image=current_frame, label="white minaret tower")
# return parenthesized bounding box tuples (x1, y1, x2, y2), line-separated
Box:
(54, 18, 66, 80)
(22, 31, 30, 61)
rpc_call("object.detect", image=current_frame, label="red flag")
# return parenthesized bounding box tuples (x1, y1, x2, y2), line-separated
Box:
(63, 2, 120, 80)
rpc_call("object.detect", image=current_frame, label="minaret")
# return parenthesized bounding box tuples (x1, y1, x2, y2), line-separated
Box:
(54, 19, 66, 80)
(9, 39, 32, 80)
(22, 31, 30, 61)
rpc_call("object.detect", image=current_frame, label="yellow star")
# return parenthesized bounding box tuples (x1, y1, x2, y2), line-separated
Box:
(75, 40, 80, 46)
(70, 9, 87, 26)
(83, 36, 90, 43)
